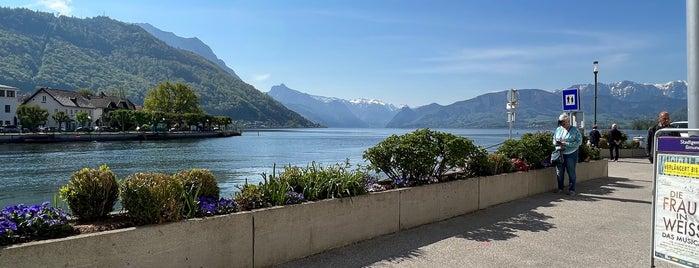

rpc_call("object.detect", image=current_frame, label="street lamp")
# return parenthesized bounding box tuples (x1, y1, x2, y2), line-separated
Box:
(593, 60, 599, 126)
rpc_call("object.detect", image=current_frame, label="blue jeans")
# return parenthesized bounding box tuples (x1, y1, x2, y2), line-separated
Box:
(556, 151, 579, 191)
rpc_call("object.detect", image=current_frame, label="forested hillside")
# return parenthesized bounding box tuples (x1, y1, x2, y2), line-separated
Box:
(0, 7, 317, 127)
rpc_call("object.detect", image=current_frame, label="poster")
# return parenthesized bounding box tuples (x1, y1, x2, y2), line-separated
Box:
(653, 153, 699, 268)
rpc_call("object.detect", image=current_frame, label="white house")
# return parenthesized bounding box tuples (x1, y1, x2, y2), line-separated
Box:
(21, 88, 138, 130)
(0, 84, 20, 126)
(22, 88, 95, 130)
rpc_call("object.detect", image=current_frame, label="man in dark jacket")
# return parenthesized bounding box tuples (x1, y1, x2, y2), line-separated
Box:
(608, 124, 622, 161)
(589, 125, 601, 148)
(646, 111, 679, 163)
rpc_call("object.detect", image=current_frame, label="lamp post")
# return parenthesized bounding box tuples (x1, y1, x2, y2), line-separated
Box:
(593, 60, 599, 126)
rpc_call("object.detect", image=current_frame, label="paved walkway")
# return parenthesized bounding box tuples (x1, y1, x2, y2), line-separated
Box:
(276, 158, 676, 268)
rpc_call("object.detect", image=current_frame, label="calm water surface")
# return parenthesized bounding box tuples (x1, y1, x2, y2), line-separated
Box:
(0, 128, 646, 208)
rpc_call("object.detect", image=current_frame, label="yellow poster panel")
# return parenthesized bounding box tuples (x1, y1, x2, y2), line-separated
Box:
(664, 162, 699, 179)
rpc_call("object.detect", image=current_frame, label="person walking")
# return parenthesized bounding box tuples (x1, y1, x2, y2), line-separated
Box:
(553, 113, 582, 196)
(646, 111, 679, 164)
(608, 124, 622, 161)
(589, 125, 601, 148)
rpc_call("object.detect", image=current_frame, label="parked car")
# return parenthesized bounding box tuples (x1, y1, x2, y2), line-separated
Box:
(75, 126, 93, 132)
(1, 125, 20, 133)
(670, 121, 689, 137)
(96, 126, 117, 132)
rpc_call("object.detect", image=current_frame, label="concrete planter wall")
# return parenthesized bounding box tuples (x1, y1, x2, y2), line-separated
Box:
(252, 191, 400, 267)
(0, 212, 254, 268)
(0, 161, 607, 268)
(398, 178, 479, 230)
(602, 148, 647, 159)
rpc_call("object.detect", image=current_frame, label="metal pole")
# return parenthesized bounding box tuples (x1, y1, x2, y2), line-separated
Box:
(593, 61, 599, 126)
(509, 117, 513, 139)
(688, 0, 699, 132)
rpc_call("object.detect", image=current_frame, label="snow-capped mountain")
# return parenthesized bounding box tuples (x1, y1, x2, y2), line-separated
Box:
(574, 80, 687, 101)
(267, 84, 400, 127)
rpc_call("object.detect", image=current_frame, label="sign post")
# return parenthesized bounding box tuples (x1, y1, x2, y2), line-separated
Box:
(506, 89, 518, 139)
(651, 128, 699, 268)
(561, 88, 584, 130)
(562, 88, 580, 112)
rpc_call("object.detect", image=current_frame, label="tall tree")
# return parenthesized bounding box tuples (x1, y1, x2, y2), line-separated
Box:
(52, 111, 71, 131)
(109, 110, 133, 132)
(17, 105, 49, 132)
(143, 82, 204, 115)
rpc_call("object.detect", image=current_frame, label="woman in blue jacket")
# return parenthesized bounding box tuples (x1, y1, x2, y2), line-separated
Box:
(553, 113, 582, 196)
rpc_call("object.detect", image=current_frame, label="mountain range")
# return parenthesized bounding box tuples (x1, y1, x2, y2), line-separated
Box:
(0, 7, 317, 127)
(267, 84, 400, 128)
(268, 81, 688, 129)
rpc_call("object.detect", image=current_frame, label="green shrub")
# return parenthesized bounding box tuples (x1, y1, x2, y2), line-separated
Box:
(464, 147, 490, 177)
(363, 128, 481, 184)
(234, 180, 265, 211)
(486, 153, 513, 175)
(172, 168, 220, 199)
(599, 138, 609, 149)
(259, 164, 293, 206)
(171, 168, 219, 219)
(496, 132, 554, 169)
(577, 144, 591, 162)
(120, 172, 184, 225)
(283, 161, 367, 201)
(588, 146, 601, 160)
(59, 165, 119, 221)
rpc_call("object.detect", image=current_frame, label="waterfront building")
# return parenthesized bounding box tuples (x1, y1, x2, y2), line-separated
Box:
(90, 92, 137, 127)
(0, 84, 20, 126)
(22, 88, 96, 130)
(21, 88, 138, 131)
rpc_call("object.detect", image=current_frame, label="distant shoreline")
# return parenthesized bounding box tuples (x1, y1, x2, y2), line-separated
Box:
(0, 130, 241, 143)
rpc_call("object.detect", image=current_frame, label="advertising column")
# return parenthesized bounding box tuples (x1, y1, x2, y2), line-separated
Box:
(652, 133, 699, 268)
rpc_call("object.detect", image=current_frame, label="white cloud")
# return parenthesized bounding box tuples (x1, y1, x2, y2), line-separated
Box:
(30, 0, 73, 16)
(411, 28, 650, 77)
(252, 74, 271, 82)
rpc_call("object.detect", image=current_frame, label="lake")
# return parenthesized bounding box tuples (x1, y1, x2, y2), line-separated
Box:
(0, 127, 647, 208)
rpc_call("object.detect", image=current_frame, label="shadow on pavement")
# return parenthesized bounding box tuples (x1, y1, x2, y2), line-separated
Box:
(276, 169, 649, 268)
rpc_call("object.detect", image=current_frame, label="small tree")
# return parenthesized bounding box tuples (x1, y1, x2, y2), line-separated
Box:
(76, 111, 91, 127)
(51, 111, 71, 131)
(17, 105, 49, 132)
(363, 128, 483, 185)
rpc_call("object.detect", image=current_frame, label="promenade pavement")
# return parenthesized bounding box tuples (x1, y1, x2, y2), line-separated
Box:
(276, 158, 676, 268)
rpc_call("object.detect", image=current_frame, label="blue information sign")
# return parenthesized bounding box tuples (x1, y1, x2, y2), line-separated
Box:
(561, 88, 580, 111)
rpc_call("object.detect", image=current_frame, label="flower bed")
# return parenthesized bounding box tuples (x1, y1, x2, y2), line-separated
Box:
(1, 129, 608, 266)
(0, 160, 607, 267)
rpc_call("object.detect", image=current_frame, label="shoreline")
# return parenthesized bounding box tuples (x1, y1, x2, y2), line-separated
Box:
(0, 130, 241, 143)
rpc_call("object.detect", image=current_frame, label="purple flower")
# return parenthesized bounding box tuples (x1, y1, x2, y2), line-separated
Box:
(285, 191, 305, 205)
(1, 201, 71, 243)
(196, 197, 238, 216)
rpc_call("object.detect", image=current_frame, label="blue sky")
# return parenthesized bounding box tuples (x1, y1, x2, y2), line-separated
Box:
(2, 0, 688, 107)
